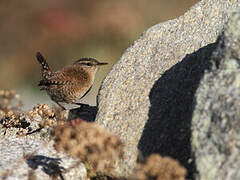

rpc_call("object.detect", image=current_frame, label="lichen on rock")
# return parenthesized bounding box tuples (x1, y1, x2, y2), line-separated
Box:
(192, 8, 240, 180)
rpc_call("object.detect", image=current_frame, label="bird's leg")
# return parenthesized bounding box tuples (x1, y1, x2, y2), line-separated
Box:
(55, 101, 66, 110)
(74, 102, 90, 108)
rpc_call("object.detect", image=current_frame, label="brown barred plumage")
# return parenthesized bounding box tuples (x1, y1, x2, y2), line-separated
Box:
(36, 52, 108, 110)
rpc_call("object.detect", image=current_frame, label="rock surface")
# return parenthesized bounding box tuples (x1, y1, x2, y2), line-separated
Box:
(0, 103, 87, 180)
(0, 137, 87, 180)
(96, 0, 240, 178)
(192, 10, 240, 180)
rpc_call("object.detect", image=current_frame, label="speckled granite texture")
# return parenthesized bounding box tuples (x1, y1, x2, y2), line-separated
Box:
(96, 0, 240, 178)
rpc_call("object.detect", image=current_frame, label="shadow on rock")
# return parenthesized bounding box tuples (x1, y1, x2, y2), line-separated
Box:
(26, 155, 65, 180)
(138, 42, 217, 179)
(68, 104, 98, 122)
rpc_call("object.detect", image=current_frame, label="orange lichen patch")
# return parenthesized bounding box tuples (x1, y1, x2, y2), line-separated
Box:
(28, 104, 57, 128)
(0, 110, 29, 129)
(0, 89, 67, 136)
(0, 90, 28, 133)
(132, 154, 187, 180)
(29, 104, 55, 119)
(53, 119, 124, 176)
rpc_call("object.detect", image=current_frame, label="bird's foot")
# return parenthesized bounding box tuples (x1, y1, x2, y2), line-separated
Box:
(74, 103, 90, 108)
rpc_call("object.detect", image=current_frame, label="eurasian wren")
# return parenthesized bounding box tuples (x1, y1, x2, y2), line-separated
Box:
(36, 52, 108, 110)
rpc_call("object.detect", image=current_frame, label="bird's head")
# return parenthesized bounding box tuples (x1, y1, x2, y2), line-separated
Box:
(73, 58, 108, 73)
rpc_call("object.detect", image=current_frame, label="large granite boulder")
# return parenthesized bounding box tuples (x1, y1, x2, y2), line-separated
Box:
(96, 0, 240, 179)
(192, 10, 240, 180)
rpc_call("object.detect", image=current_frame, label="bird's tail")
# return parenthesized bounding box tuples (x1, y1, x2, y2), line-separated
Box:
(36, 52, 52, 79)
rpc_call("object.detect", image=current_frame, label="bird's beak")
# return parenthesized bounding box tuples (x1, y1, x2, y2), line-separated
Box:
(97, 62, 108, 66)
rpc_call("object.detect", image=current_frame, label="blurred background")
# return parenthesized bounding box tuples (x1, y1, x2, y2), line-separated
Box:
(0, 0, 199, 109)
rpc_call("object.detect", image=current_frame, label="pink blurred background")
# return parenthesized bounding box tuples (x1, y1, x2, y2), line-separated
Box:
(0, 0, 199, 109)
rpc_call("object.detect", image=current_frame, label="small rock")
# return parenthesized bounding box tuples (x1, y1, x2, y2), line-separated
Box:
(0, 138, 87, 180)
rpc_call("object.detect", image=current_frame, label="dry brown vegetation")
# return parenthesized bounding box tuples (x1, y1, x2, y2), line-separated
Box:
(53, 119, 125, 178)
(131, 154, 186, 180)
(0, 91, 187, 179)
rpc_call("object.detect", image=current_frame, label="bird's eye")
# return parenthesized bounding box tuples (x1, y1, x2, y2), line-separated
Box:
(86, 63, 92, 66)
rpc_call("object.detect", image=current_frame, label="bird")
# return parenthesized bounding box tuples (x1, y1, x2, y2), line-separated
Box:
(36, 52, 108, 110)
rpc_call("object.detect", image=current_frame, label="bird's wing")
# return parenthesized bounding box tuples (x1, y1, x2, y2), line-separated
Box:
(38, 77, 72, 86)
